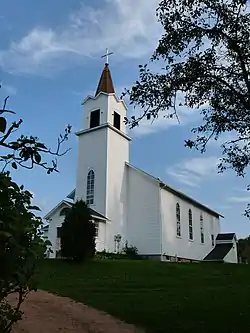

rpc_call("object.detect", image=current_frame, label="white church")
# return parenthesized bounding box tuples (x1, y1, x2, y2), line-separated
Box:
(44, 57, 238, 263)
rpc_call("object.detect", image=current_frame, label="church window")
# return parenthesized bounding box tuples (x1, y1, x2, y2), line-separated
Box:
(60, 207, 70, 216)
(86, 170, 95, 205)
(113, 111, 121, 130)
(188, 208, 193, 240)
(90, 109, 100, 128)
(211, 234, 215, 247)
(57, 227, 62, 238)
(200, 213, 204, 243)
(94, 222, 99, 237)
(176, 203, 181, 237)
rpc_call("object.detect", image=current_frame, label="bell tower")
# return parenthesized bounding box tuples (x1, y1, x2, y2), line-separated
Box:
(75, 52, 131, 251)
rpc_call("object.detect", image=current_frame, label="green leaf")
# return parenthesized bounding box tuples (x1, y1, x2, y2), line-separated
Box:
(27, 205, 41, 211)
(11, 162, 17, 169)
(34, 152, 41, 164)
(0, 230, 13, 239)
(36, 142, 47, 149)
(0, 117, 7, 133)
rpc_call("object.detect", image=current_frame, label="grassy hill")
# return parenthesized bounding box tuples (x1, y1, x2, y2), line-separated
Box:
(39, 259, 250, 333)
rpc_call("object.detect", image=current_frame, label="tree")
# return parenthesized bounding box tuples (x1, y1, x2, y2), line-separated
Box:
(237, 236, 250, 263)
(0, 86, 71, 174)
(60, 200, 96, 262)
(124, 0, 250, 214)
(0, 86, 71, 332)
(0, 172, 48, 333)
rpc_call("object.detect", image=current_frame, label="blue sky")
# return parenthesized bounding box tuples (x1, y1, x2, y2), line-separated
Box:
(1, 0, 250, 238)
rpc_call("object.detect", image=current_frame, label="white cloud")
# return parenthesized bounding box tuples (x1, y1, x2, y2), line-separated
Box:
(0, 0, 161, 74)
(166, 156, 220, 187)
(228, 196, 250, 203)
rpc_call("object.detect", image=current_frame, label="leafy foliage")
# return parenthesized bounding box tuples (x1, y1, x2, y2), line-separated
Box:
(124, 0, 250, 214)
(0, 172, 48, 333)
(237, 236, 250, 263)
(0, 87, 71, 174)
(60, 200, 96, 262)
(123, 243, 139, 259)
(0, 84, 71, 331)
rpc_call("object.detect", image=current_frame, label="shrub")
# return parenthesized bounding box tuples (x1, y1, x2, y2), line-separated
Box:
(60, 200, 96, 262)
(0, 173, 48, 333)
(123, 244, 139, 259)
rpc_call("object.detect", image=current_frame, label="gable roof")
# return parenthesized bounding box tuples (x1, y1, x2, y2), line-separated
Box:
(216, 233, 236, 241)
(125, 162, 223, 218)
(44, 200, 72, 220)
(44, 199, 109, 221)
(95, 63, 115, 96)
(203, 243, 234, 261)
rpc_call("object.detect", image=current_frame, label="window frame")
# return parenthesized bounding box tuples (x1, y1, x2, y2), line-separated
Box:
(113, 111, 121, 130)
(200, 212, 204, 244)
(86, 169, 95, 205)
(90, 109, 100, 129)
(94, 221, 99, 238)
(57, 227, 62, 238)
(60, 207, 70, 216)
(211, 234, 215, 247)
(188, 208, 193, 241)
(176, 202, 181, 237)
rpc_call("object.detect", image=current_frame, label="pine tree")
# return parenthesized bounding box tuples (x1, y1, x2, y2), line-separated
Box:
(60, 200, 96, 262)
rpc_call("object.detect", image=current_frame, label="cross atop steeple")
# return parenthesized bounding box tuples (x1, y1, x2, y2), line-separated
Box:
(95, 49, 115, 96)
(101, 48, 114, 65)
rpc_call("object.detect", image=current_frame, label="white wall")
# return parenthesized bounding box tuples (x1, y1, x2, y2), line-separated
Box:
(83, 94, 108, 129)
(105, 127, 130, 252)
(95, 222, 106, 252)
(160, 189, 221, 260)
(82, 93, 127, 133)
(126, 165, 161, 255)
(47, 205, 68, 258)
(224, 240, 238, 263)
(107, 94, 127, 133)
(75, 127, 108, 216)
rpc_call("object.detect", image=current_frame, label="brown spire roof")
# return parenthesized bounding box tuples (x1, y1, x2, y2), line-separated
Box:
(95, 63, 115, 96)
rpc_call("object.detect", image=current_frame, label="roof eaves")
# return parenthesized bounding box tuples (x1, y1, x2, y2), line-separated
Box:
(43, 200, 72, 220)
(81, 92, 127, 110)
(160, 182, 223, 218)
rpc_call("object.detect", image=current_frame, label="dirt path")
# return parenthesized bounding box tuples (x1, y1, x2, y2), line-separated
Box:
(11, 290, 144, 333)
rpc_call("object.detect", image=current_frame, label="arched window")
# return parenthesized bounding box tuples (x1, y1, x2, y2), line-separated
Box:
(200, 213, 204, 243)
(86, 170, 95, 205)
(188, 209, 193, 240)
(60, 207, 70, 216)
(176, 203, 181, 237)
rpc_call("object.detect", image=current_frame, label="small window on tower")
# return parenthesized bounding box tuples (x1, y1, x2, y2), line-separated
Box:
(90, 109, 100, 128)
(113, 111, 121, 130)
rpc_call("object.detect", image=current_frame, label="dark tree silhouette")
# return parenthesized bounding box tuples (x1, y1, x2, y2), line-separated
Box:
(60, 200, 96, 262)
(124, 0, 250, 215)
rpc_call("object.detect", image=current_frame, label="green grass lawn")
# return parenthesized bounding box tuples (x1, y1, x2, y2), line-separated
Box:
(38, 259, 250, 333)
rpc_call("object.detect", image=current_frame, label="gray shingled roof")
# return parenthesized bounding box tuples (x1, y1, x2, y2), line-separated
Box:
(203, 243, 234, 261)
(216, 233, 236, 241)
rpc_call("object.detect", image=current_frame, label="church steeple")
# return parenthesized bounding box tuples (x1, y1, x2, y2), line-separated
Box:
(95, 63, 115, 96)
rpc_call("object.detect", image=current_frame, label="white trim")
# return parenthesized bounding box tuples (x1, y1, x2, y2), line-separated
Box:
(81, 92, 128, 110)
(76, 123, 132, 141)
(44, 199, 108, 222)
(44, 200, 72, 220)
